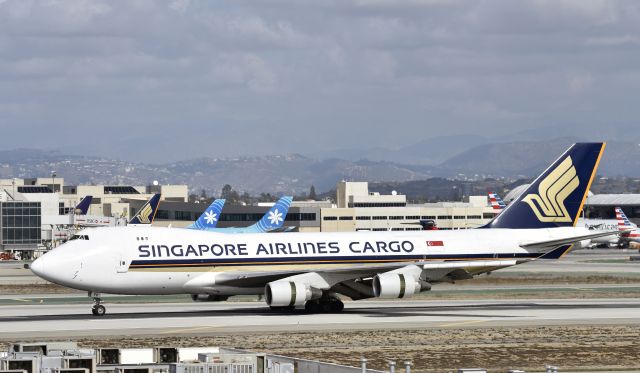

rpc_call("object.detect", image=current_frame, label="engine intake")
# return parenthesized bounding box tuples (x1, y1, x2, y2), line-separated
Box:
(265, 281, 322, 307)
(373, 273, 427, 299)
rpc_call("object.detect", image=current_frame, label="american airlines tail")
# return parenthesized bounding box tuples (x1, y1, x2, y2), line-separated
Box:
(615, 207, 635, 230)
(128, 194, 161, 225)
(188, 199, 226, 230)
(484, 142, 606, 229)
(488, 192, 506, 212)
(74, 195, 93, 215)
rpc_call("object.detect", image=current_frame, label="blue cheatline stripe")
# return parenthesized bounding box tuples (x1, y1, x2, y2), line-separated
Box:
(129, 252, 541, 268)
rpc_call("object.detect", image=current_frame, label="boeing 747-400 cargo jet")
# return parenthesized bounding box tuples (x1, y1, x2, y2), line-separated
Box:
(31, 143, 619, 316)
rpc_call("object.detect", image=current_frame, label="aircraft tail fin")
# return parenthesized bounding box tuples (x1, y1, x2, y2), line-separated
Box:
(74, 195, 93, 215)
(484, 142, 606, 229)
(188, 199, 226, 230)
(615, 207, 635, 230)
(488, 192, 506, 212)
(129, 193, 161, 225)
(248, 196, 293, 232)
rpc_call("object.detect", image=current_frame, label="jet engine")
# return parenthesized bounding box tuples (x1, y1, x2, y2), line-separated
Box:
(265, 281, 322, 307)
(191, 294, 229, 302)
(373, 272, 429, 299)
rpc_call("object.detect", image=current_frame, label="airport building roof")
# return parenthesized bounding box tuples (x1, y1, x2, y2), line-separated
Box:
(586, 194, 640, 206)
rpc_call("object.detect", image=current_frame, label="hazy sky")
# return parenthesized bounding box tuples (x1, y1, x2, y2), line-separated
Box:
(1, 0, 639, 162)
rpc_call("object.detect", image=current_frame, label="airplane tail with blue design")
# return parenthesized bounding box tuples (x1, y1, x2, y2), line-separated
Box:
(246, 196, 293, 233)
(484, 142, 606, 229)
(74, 196, 93, 215)
(129, 194, 161, 225)
(188, 199, 226, 230)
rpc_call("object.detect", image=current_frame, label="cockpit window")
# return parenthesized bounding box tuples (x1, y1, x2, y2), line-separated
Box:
(69, 235, 89, 240)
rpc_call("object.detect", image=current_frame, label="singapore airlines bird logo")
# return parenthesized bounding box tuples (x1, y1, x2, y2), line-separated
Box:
(136, 204, 153, 224)
(204, 210, 218, 225)
(522, 156, 579, 222)
(268, 209, 283, 225)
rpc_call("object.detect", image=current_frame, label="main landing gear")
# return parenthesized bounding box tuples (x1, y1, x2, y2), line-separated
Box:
(304, 297, 344, 313)
(90, 292, 106, 316)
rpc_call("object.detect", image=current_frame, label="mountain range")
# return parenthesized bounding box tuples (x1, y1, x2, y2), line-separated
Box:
(0, 138, 638, 195)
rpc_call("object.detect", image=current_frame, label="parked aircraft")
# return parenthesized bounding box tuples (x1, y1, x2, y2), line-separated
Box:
(187, 199, 225, 230)
(616, 207, 640, 246)
(488, 192, 506, 213)
(31, 143, 619, 316)
(73, 196, 93, 215)
(190, 196, 293, 233)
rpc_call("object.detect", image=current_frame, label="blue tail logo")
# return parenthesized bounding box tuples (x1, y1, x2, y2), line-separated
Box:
(522, 156, 579, 223)
(190, 199, 225, 229)
(129, 194, 161, 225)
(74, 195, 93, 215)
(253, 196, 293, 232)
(485, 143, 605, 229)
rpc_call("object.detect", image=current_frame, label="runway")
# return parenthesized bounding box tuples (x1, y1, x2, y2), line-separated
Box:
(1, 298, 640, 339)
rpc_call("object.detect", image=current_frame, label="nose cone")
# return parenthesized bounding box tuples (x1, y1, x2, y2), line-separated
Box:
(30, 256, 46, 278)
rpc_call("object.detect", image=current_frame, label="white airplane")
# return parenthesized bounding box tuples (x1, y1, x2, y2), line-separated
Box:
(31, 143, 618, 316)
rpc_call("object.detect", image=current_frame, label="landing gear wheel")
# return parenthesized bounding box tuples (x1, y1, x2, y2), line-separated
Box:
(89, 291, 105, 317)
(306, 298, 344, 314)
(304, 301, 320, 313)
(91, 304, 106, 316)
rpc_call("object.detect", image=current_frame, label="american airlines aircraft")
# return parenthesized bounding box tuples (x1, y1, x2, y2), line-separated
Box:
(616, 207, 640, 246)
(31, 143, 618, 316)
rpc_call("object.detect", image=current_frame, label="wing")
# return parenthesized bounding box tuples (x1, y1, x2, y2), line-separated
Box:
(184, 259, 525, 300)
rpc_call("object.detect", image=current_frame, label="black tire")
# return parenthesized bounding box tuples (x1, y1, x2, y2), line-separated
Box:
(305, 301, 320, 313)
(92, 304, 106, 317)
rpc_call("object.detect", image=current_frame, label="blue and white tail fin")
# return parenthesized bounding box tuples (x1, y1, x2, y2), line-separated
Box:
(246, 196, 293, 233)
(484, 143, 606, 229)
(615, 207, 635, 230)
(488, 192, 506, 213)
(129, 194, 161, 225)
(74, 195, 92, 215)
(188, 199, 226, 230)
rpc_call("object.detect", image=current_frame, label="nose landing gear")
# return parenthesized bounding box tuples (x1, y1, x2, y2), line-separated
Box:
(89, 292, 106, 316)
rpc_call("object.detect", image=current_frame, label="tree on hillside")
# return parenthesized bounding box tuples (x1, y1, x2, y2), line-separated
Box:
(308, 185, 317, 200)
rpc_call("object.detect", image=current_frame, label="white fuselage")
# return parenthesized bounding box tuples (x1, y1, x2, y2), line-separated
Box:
(31, 226, 589, 295)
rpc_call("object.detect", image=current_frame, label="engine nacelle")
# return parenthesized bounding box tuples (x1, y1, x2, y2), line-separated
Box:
(191, 294, 229, 302)
(373, 273, 425, 299)
(265, 281, 322, 307)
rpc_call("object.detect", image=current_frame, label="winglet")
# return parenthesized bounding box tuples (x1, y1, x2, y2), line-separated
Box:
(188, 199, 226, 230)
(129, 193, 161, 225)
(484, 143, 606, 229)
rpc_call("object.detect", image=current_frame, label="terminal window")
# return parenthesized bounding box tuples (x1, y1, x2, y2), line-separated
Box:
(421, 216, 436, 219)
(323, 216, 338, 221)
(389, 216, 404, 220)
(372, 216, 387, 220)
(1, 202, 41, 245)
(356, 216, 371, 220)
(339, 216, 353, 220)
(437, 216, 451, 220)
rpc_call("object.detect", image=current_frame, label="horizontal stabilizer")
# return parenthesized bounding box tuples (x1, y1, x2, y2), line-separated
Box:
(519, 230, 620, 251)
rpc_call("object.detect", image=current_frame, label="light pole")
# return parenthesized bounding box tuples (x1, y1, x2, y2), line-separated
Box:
(51, 171, 57, 193)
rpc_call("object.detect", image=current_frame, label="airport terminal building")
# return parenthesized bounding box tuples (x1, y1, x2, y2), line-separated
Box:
(3, 176, 640, 257)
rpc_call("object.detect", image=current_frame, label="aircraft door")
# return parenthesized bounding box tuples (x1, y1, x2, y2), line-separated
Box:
(116, 253, 128, 273)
